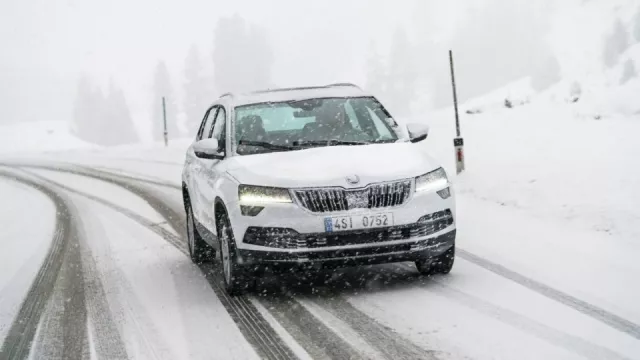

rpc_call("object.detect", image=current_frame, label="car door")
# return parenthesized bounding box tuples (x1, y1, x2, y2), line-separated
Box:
(186, 106, 218, 226)
(193, 105, 227, 236)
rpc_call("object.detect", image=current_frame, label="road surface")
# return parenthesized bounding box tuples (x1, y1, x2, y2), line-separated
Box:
(0, 160, 638, 360)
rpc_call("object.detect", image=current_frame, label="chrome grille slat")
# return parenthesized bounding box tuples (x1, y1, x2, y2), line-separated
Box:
(319, 190, 329, 211)
(327, 190, 336, 211)
(310, 191, 320, 212)
(295, 179, 412, 213)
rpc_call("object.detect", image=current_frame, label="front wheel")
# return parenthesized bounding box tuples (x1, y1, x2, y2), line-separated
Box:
(216, 212, 251, 295)
(416, 244, 455, 275)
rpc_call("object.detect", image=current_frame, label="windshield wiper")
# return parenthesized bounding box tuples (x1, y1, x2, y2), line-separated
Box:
(238, 140, 295, 151)
(292, 139, 370, 147)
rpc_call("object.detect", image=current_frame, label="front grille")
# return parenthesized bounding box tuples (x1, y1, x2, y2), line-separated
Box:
(293, 180, 412, 213)
(243, 210, 453, 249)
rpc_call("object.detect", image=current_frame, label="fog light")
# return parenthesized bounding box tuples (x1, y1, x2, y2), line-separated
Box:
(240, 205, 264, 216)
(437, 187, 451, 199)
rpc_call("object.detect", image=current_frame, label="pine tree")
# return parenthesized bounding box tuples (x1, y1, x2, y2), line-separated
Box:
(603, 20, 629, 68)
(213, 15, 274, 94)
(71, 75, 94, 141)
(634, 8, 640, 42)
(184, 45, 208, 136)
(621, 59, 636, 84)
(72, 75, 108, 144)
(532, 55, 561, 91)
(103, 81, 139, 145)
(569, 81, 582, 103)
(365, 42, 387, 98)
(386, 26, 417, 116)
(247, 24, 274, 91)
(152, 61, 179, 141)
(448, 0, 552, 103)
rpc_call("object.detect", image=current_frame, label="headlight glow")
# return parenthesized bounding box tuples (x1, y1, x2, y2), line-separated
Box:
(415, 167, 449, 192)
(238, 185, 292, 204)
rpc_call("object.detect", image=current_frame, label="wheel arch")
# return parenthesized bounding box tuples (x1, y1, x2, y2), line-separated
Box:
(182, 182, 190, 211)
(214, 197, 229, 227)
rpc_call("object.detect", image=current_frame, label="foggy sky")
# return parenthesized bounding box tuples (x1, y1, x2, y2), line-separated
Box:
(1, 0, 567, 125)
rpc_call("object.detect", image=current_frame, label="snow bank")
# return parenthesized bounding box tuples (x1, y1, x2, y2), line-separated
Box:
(0, 121, 96, 155)
(422, 94, 640, 245)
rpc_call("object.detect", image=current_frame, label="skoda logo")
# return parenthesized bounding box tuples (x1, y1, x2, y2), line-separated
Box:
(345, 174, 360, 185)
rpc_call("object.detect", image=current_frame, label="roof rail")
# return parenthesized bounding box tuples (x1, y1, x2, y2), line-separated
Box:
(219, 92, 234, 98)
(326, 82, 361, 89)
(252, 86, 326, 94)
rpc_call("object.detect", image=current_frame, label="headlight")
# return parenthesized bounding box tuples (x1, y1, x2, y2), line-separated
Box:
(415, 167, 448, 192)
(238, 185, 292, 204)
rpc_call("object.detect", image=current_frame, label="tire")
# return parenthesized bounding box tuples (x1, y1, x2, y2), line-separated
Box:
(186, 202, 215, 264)
(216, 211, 251, 296)
(416, 244, 455, 275)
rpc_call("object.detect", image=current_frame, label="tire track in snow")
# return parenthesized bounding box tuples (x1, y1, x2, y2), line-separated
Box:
(31, 161, 639, 358)
(75, 162, 640, 340)
(76, 223, 131, 360)
(74, 165, 443, 360)
(305, 295, 437, 360)
(425, 279, 633, 360)
(456, 249, 640, 340)
(16, 164, 298, 360)
(255, 294, 361, 360)
(0, 170, 89, 360)
(67, 164, 440, 359)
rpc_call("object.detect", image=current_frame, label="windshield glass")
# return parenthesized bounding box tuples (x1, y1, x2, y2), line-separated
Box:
(233, 97, 398, 155)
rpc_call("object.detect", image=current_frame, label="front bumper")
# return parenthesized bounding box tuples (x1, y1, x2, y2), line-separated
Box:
(236, 229, 455, 269)
(228, 184, 456, 252)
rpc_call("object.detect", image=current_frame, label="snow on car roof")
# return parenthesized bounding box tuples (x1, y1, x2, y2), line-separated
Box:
(222, 84, 371, 107)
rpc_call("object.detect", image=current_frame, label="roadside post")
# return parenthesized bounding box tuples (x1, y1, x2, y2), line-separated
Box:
(162, 97, 168, 147)
(449, 50, 465, 174)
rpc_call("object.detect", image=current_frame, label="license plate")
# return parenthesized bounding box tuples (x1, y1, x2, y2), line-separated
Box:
(324, 213, 394, 232)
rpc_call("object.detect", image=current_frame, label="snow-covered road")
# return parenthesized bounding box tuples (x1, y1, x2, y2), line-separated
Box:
(1, 159, 639, 360)
(0, 173, 56, 348)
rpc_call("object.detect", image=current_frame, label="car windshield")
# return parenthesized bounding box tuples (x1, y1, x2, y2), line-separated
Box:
(233, 97, 399, 155)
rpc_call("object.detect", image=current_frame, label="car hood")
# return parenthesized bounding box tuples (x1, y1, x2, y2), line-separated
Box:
(225, 142, 441, 188)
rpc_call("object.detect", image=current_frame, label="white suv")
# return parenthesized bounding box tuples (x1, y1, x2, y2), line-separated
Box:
(182, 84, 456, 295)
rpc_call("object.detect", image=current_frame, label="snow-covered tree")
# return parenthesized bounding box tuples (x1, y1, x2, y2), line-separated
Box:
(569, 81, 582, 103)
(386, 27, 417, 116)
(183, 44, 209, 136)
(634, 8, 640, 42)
(365, 41, 387, 99)
(448, 0, 552, 103)
(102, 81, 138, 145)
(532, 55, 561, 91)
(71, 75, 94, 141)
(621, 58, 636, 84)
(213, 15, 274, 94)
(72, 75, 108, 144)
(152, 61, 179, 141)
(603, 20, 629, 68)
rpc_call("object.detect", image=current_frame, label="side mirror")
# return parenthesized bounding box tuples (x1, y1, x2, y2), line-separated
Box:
(193, 138, 224, 159)
(406, 122, 430, 143)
